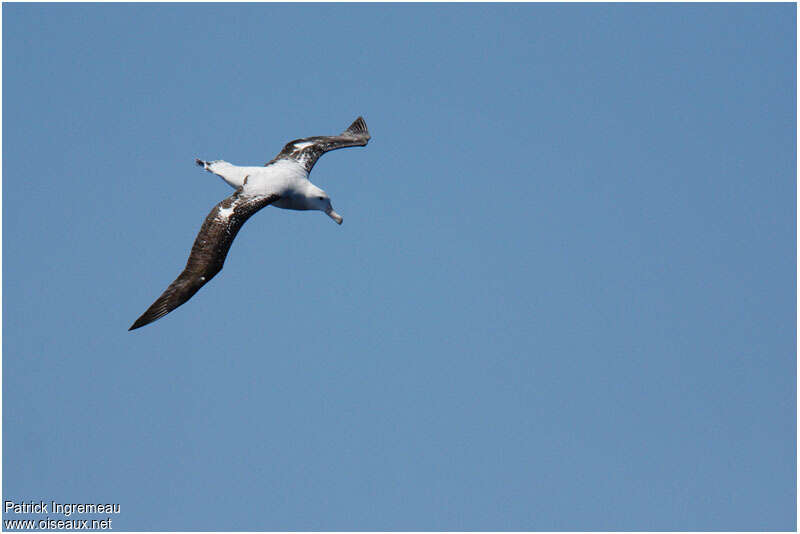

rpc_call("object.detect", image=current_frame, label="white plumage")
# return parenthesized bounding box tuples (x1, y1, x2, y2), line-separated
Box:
(129, 116, 370, 331)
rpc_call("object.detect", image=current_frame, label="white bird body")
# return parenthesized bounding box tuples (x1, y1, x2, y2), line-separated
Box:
(130, 116, 369, 331)
(200, 158, 319, 210)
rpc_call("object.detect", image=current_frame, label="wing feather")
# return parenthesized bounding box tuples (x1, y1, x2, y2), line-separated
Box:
(267, 116, 370, 172)
(129, 191, 280, 330)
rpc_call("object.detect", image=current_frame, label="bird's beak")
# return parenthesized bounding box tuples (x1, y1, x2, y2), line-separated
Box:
(326, 208, 343, 225)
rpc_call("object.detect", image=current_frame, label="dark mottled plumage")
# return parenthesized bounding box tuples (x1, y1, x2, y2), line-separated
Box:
(130, 116, 369, 331)
(129, 191, 280, 330)
(267, 116, 371, 172)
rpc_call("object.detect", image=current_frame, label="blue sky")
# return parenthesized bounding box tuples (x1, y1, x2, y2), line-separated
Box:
(3, 3, 795, 531)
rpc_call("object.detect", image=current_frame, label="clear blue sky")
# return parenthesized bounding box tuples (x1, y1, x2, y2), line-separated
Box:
(3, 3, 795, 531)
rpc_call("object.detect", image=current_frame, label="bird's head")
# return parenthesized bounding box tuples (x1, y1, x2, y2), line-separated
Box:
(308, 187, 343, 225)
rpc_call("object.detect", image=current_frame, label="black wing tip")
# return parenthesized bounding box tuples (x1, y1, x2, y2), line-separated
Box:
(195, 158, 206, 167)
(129, 299, 174, 331)
(128, 318, 147, 331)
(129, 312, 157, 331)
(344, 116, 370, 139)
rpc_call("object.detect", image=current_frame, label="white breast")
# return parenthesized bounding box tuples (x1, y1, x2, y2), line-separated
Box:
(242, 159, 309, 197)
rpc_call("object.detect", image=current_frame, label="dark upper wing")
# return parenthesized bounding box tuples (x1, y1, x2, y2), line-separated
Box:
(129, 191, 280, 331)
(267, 116, 370, 172)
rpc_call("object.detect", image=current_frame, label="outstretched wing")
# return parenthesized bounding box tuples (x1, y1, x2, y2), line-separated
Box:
(267, 116, 370, 172)
(129, 190, 280, 331)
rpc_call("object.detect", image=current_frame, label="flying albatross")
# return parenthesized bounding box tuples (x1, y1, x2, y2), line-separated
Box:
(129, 116, 370, 331)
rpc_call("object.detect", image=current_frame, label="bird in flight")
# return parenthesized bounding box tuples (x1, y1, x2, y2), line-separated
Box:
(129, 116, 370, 331)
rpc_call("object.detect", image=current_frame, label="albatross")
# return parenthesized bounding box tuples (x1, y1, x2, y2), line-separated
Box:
(129, 116, 370, 331)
